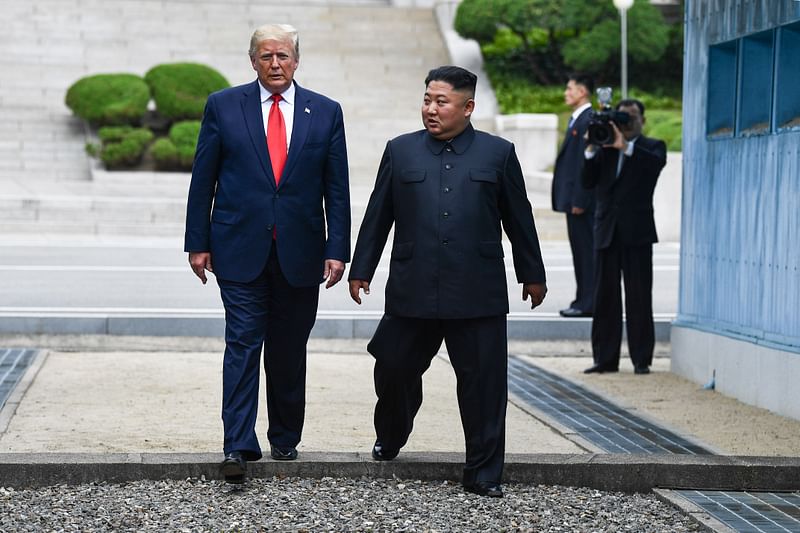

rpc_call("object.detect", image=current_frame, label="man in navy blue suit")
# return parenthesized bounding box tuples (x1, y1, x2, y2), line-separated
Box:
(184, 23, 350, 483)
(552, 74, 596, 318)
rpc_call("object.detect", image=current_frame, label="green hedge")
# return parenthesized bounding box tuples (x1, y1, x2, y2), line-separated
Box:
(89, 126, 154, 169)
(487, 73, 682, 151)
(65, 74, 150, 127)
(151, 120, 201, 171)
(145, 63, 229, 121)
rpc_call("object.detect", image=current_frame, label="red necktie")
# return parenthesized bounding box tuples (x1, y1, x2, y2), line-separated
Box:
(267, 94, 287, 185)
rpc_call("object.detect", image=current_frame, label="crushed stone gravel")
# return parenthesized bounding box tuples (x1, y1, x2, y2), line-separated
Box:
(0, 476, 701, 532)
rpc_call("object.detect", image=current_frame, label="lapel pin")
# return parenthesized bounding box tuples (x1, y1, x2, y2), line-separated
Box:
(304, 107, 311, 114)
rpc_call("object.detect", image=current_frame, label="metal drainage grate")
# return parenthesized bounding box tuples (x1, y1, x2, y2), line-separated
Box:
(676, 490, 800, 532)
(507, 356, 713, 454)
(0, 348, 37, 410)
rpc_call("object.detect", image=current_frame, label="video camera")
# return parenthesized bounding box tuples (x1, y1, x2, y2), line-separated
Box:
(587, 87, 630, 146)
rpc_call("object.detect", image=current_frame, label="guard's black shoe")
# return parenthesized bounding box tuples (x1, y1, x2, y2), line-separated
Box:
(270, 445, 298, 461)
(464, 481, 504, 498)
(583, 364, 619, 374)
(559, 307, 592, 318)
(371, 440, 399, 461)
(634, 366, 651, 375)
(220, 451, 246, 484)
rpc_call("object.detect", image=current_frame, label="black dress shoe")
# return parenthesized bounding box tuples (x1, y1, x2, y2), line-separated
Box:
(634, 366, 651, 375)
(559, 307, 592, 318)
(583, 364, 619, 374)
(464, 481, 503, 498)
(219, 451, 246, 484)
(270, 445, 298, 461)
(371, 440, 398, 461)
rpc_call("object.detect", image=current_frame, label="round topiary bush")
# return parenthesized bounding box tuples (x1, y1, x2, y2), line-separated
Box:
(65, 74, 150, 126)
(93, 126, 154, 169)
(145, 63, 229, 122)
(151, 120, 201, 171)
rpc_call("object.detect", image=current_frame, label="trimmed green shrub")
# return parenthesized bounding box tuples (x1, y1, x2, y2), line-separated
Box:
(65, 74, 150, 126)
(644, 109, 682, 151)
(94, 126, 153, 169)
(145, 63, 229, 121)
(151, 120, 201, 171)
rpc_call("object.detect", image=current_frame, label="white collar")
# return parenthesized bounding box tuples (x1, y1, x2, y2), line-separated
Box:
(571, 102, 592, 120)
(259, 80, 295, 106)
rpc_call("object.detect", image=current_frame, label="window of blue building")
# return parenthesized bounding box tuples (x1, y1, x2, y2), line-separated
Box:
(707, 41, 737, 138)
(737, 30, 774, 136)
(775, 22, 800, 131)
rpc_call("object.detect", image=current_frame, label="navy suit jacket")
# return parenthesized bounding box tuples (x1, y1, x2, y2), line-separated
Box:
(581, 135, 667, 250)
(184, 80, 350, 286)
(349, 124, 546, 319)
(552, 107, 594, 213)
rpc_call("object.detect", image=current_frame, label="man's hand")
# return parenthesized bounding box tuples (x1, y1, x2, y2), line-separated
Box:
(188, 252, 213, 285)
(571, 206, 585, 215)
(603, 121, 628, 150)
(323, 259, 345, 289)
(349, 279, 370, 305)
(522, 283, 547, 309)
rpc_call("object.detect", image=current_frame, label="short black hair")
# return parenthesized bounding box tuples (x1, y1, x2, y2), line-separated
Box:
(616, 98, 645, 116)
(568, 73, 594, 96)
(425, 66, 477, 97)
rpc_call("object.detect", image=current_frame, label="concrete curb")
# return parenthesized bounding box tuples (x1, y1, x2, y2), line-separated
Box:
(2, 453, 798, 493)
(0, 312, 673, 341)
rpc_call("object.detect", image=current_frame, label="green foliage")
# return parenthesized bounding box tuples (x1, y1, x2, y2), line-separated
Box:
(65, 74, 150, 127)
(151, 120, 201, 171)
(455, 0, 679, 91)
(145, 63, 229, 121)
(644, 109, 682, 151)
(489, 77, 682, 150)
(94, 126, 153, 169)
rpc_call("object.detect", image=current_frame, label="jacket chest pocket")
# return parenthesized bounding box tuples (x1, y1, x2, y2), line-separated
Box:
(400, 169, 426, 183)
(469, 169, 498, 184)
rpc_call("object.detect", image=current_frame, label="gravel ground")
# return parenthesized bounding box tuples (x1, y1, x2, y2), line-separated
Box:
(0, 477, 700, 532)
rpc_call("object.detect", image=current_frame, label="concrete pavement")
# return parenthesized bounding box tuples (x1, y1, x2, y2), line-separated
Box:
(2, 336, 800, 493)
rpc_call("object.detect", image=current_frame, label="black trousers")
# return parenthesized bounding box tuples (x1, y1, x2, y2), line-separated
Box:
(566, 211, 595, 312)
(367, 314, 508, 486)
(217, 247, 319, 460)
(591, 238, 654, 369)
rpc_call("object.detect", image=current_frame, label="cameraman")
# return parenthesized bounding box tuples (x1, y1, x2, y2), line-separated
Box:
(581, 99, 666, 375)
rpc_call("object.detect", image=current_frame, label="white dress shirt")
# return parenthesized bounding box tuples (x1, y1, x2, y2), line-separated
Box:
(259, 81, 295, 150)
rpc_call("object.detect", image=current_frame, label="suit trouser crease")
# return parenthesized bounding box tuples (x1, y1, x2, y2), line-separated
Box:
(566, 212, 595, 312)
(218, 248, 319, 459)
(591, 240, 654, 368)
(368, 315, 508, 485)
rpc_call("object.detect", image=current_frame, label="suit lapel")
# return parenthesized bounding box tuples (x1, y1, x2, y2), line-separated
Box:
(241, 80, 275, 188)
(279, 83, 311, 189)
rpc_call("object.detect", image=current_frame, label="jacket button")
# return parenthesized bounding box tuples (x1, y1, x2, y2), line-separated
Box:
(443, 211, 449, 217)
(267, 224, 274, 231)
(445, 164, 452, 170)
(442, 239, 449, 245)
(443, 187, 451, 193)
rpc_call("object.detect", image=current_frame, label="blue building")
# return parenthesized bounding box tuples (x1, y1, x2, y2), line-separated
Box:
(672, 0, 800, 421)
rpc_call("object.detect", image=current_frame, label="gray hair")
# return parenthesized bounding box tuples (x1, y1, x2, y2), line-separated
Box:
(249, 24, 300, 59)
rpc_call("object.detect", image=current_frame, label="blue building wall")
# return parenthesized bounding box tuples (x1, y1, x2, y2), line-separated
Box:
(678, 0, 800, 352)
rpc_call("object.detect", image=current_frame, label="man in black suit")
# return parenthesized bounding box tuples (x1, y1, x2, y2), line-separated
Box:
(348, 66, 547, 498)
(581, 99, 667, 375)
(552, 74, 596, 318)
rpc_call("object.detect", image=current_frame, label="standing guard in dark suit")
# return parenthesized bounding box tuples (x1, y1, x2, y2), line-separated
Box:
(581, 99, 666, 375)
(184, 24, 350, 483)
(552, 74, 596, 318)
(348, 66, 547, 498)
